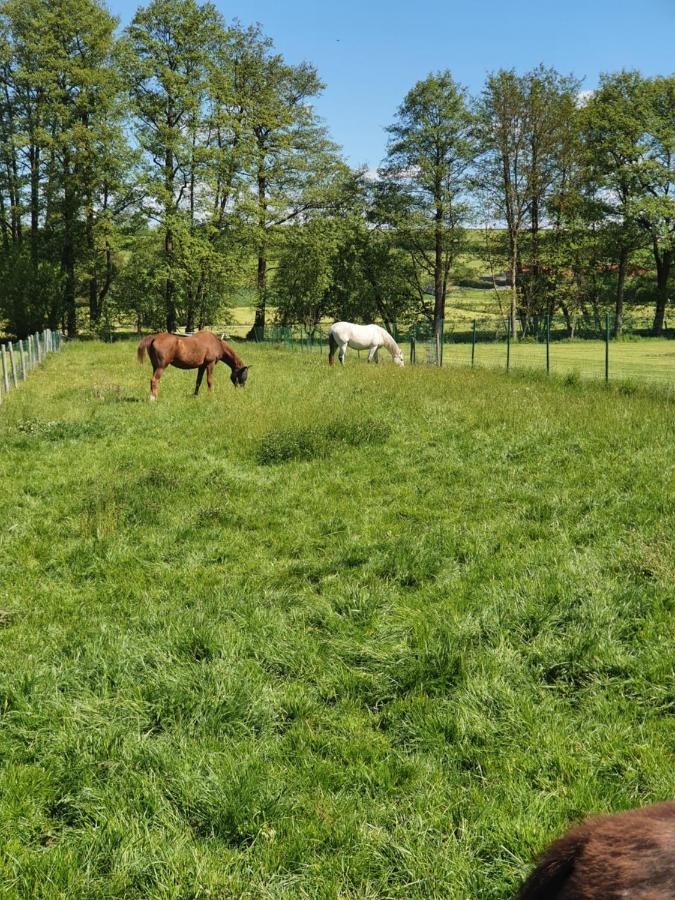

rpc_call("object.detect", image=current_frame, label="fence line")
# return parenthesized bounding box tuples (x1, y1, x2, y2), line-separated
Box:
(224, 316, 672, 386)
(0, 328, 63, 405)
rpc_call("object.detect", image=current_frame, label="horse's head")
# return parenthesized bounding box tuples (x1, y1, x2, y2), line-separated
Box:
(231, 365, 250, 387)
(393, 350, 405, 367)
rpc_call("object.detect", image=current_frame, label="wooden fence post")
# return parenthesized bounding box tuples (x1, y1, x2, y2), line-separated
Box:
(8, 342, 17, 387)
(20, 340, 26, 379)
(1, 344, 9, 394)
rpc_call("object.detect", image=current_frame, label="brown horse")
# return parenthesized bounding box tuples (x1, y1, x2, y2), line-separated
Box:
(137, 331, 249, 400)
(518, 800, 675, 899)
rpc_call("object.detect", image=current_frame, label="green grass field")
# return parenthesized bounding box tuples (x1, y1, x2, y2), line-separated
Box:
(232, 331, 675, 388)
(1, 343, 674, 898)
(441, 337, 675, 385)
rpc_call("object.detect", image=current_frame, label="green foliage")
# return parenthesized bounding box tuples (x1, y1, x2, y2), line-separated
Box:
(378, 71, 474, 333)
(0, 250, 62, 335)
(330, 215, 423, 329)
(0, 343, 673, 896)
(0, 2, 672, 341)
(272, 219, 338, 331)
(0, 0, 129, 336)
(581, 72, 675, 333)
(475, 67, 583, 332)
(273, 213, 421, 332)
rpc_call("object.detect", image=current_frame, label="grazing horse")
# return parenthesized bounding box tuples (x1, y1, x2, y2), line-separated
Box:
(137, 331, 249, 400)
(328, 322, 404, 367)
(518, 800, 675, 899)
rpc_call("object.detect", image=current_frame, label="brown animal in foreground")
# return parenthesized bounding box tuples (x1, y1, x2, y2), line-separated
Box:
(137, 331, 249, 400)
(519, 800, 675, 899)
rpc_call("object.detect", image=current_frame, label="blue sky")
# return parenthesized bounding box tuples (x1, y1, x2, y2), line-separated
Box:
(111, 0, 675, 170)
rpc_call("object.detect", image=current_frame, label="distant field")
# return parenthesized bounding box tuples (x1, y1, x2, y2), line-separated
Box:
(439, 337, 675, 385)
(1, 344, 673, 896)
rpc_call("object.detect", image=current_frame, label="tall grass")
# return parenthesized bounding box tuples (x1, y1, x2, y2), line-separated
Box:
(0, 342, 673, 897)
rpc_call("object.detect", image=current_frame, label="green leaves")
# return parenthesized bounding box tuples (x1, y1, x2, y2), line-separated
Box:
(379, 71, 475, 334)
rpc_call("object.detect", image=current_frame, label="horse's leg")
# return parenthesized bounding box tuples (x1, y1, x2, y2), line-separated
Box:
(194, 364, 206, 396)
(338, 342, 347, 365)
(206, 362, 215, 392)
(150, 366, 164, 401)
(367, 346, 378, 363)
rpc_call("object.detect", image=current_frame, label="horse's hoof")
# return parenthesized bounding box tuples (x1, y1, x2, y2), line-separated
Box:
(149, 395, 156, 402)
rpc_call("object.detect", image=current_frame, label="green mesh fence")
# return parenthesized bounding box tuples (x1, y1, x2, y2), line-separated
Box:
(237, 314, 672, 386)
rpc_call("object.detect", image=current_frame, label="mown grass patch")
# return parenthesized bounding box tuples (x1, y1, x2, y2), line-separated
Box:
(0, 341, 673, 897)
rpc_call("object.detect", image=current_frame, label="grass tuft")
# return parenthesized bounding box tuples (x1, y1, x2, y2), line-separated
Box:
(257, 417, 390, 464)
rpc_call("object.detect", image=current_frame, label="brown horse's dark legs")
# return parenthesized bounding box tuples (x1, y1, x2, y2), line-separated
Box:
(206, 362, 214, 392)
(150, 366, 164, 401)
(194, 364, 206, 395)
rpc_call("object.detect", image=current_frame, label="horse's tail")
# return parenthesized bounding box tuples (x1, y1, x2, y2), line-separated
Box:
(328, 330, 338, 366)
(137, 334, 155, 365)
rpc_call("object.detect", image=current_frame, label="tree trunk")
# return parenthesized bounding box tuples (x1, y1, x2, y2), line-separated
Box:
(614, 246, 628, 337)
(3, 84, 22, 244)
(652, 243, 671, 337)
(528, 191, 540, 330)
(433, 206, 444, 353)
(560, 302, 574, 338)
(185, 278, 199, 332)
(249, 165, 267, 340)
(97, 243, 113, 318)
(62, 199, 76, 336)
(29, 142, 39, 270)
(165, 224, 176, 333)
(250, 251, 267, 339)
(510, 232, 518, 339)
(0, 191, 9, 255)
(164, 132, 176, 332)
(87, 207, 98, 325)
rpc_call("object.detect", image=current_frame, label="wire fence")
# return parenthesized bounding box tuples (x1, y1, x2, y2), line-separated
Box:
(409, 314, 673, 385)
(0, 329, 63, 405)
(231, 314, 674, 387)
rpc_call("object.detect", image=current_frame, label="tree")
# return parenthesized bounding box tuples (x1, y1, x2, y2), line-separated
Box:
(476, 67, 581, 336)
(632, 75, 674, 335)
(119, 0, 224, 332)
(476, 70, 530, 337)
(273, 219, 336, 333)
(379, 71, 473, 345)
(582, 73, 648, 335)
(521, 67, 581, 329)
(273, 206, 422, 336)
(231, 32, 350, 339)
(581, 72, 674, 335)
(0, 0, 127, 336)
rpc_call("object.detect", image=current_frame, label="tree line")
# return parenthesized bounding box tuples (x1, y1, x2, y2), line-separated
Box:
(0, 0, 672, 341)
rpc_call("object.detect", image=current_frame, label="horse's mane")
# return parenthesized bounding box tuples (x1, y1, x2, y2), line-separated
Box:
(220, 339, 245, 371)
(379, 327, 402, 356)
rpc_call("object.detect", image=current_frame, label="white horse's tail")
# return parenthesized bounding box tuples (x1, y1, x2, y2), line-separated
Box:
(328, 329, 338, 366)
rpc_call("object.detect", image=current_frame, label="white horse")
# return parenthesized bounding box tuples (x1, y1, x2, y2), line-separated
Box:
(328, 322, 405, 367)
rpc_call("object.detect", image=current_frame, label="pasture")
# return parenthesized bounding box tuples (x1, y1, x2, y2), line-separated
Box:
(0, 342, 674, 898)
(441, 336, 675, 386)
